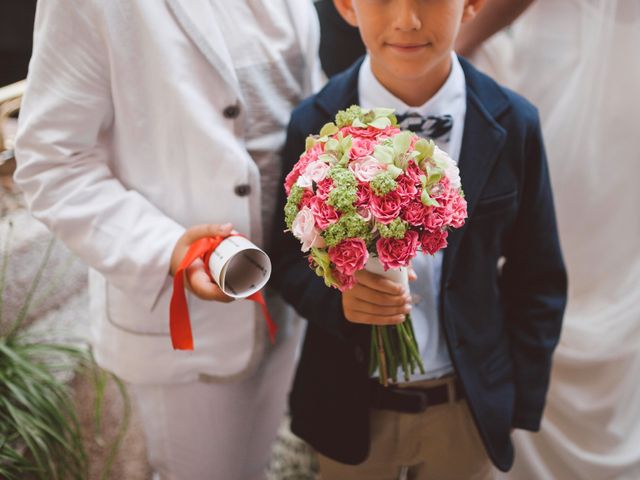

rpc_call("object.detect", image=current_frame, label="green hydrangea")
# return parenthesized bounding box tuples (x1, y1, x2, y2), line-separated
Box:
(377, 218, 408, 239)
(322, 213, 371, 248)
(326, 166, 357, 212)
(370, 172, 397, 196)
(284, 185, 305, 229)
(328, 165, 357, 187)
(327, 187, 357, 213)
(335, 105, 398, 129)
(335, 105, 365, 128)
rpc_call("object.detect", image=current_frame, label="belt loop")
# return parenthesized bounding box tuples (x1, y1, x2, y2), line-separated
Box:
(447, 377, 456, 404)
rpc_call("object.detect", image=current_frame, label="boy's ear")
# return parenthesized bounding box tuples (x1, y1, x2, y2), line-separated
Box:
(333, 0, 359, 28)
(462, 0, 487, 22)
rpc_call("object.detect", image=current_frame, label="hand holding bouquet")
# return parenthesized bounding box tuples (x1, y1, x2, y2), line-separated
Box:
(284, 106, 467, 385)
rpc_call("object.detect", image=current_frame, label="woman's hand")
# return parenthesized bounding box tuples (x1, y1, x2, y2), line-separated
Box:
(170, 223, 235, 303)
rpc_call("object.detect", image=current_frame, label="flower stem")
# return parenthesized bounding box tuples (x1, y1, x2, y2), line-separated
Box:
(397, 324, 410, 381)
(380, 326, 397, 384)
(399, 321, 426, 374)
(375, 326, 389, 387)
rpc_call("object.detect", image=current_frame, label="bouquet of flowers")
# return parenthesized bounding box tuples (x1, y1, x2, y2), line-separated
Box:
(284, 106, 467, 385)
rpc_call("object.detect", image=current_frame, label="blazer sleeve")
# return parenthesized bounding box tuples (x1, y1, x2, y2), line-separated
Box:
(268, 112, 357, 342)
(14, 0, 184, 312)
(501, 112, 567, 431)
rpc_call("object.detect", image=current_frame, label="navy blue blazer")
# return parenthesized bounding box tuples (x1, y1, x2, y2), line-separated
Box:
(268, 57, 567, 472)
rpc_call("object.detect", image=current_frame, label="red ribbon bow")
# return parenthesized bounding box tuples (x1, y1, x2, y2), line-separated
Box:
(169, 234, 276, 350)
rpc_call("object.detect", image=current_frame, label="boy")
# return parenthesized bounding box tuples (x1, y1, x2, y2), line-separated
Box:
(269, 0, 566, 478)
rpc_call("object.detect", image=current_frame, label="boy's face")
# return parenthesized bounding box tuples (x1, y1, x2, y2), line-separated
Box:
(334, 0, 483, 101)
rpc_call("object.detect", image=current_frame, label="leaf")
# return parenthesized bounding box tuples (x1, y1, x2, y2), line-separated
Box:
(387, 165, 404, 179)
(368, 117, 391, 129)
(352, 118, 367, 128)
(421, 189, 440, 207)
(427, 172, 443, 186)
(373, 145, 394, 165)
(318, 153, 337, 164)
(325, 138, 339, 152)
(339, 134, 353, 153)
(419, 174, 428, 188)
(305, 136, 316, 151)
(319, 122, 339, 137)
(392, 131, 412, 154)
(414, 138, 435, 161)
(372, 107, 395, 118)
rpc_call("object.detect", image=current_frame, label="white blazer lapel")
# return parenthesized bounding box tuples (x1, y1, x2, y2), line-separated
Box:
(165, 0, 245, 104)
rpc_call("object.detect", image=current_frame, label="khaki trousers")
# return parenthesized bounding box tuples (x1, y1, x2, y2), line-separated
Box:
(318, 377, 496, 480)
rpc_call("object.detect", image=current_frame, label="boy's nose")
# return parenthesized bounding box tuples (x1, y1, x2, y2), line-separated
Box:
(393, 0, 422, 31)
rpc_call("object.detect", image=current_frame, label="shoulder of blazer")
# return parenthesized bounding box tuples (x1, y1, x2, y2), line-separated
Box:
(458, 56, 540, 130)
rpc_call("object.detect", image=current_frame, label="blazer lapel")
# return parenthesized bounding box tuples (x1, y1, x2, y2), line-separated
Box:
(166, 0, 245, 104)
(315, 57, 364, 116)
(441, 82, 507, 283)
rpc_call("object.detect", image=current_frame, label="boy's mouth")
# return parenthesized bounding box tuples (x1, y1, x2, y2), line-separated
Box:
(386, 42, 430, 53)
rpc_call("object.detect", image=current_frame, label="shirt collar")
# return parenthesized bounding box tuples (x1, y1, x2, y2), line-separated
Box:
(358, 52, 466, 117)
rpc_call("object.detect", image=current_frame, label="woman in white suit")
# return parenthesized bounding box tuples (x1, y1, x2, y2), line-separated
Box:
(14, 1, 322, 478)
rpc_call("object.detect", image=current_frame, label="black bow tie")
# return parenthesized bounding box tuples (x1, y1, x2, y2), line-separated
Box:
(396, 112, 453, 143)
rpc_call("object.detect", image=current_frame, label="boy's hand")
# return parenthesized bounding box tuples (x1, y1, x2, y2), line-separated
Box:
(170, 223, 234, 303)
(342, 270, 413, 325)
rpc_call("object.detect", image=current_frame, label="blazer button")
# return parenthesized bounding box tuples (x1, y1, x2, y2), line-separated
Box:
(223, 104, 240, 119)
(234, 184, 251, 197)
(354, 346, 365, 364)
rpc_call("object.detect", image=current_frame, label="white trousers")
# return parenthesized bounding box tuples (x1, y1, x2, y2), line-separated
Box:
(130, 324, 302, 480)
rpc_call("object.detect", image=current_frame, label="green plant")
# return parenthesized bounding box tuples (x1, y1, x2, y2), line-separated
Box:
(0, 222, 129, 479)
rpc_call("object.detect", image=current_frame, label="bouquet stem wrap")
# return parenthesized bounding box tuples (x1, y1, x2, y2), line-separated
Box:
(169, 234, 277, 350)
(365, 256, 425, 386)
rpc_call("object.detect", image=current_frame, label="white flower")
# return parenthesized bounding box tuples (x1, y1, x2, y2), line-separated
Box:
(433, 146, 461, 189)
(291, 207, 326, 252)
(295, 174, 313, 189)
(303, 160, 330, 183)
(348, 155, 386, 182)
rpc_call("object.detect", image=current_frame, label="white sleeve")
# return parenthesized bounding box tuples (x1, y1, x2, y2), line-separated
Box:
(14, 0, 184, 311)
(302, 0, 327, 95)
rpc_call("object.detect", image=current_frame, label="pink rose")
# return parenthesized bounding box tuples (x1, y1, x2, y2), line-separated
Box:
(284, 167, 301, 195)
(376, 231, 420, 270)
(298, 189, 315, 209)
(423, 207, 447, 231)
(376, 126, 402, 140)
(328, 238, 369, 276)
(405, 160, 423, 184)
(349, 156, 386, 182)
(349, 137, 376, 159)
(303, 160, 330, 183)
(285, 144, 325, 194)
(316, 178, 334, 200)
(341, 126, 381, 139)
(449, 195, 467, 229)
(310, 196, 340, 229)
(401, 200, 428, 226)
(333, 268, 356, 292)
(395, 175, 419, 204)
(370, 191, 403, 224)
(292, 207, 326, 252)
(420, 229, 449, 255)
(355, 182, 371, 208)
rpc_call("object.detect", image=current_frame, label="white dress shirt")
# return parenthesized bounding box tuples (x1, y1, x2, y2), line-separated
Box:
(358, 53, 467, 380)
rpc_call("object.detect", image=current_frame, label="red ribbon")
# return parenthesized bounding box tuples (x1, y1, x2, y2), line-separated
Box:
(169, 234, 276, 350)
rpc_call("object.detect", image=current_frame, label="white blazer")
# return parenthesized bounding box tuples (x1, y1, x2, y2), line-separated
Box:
(14, 0, 321, 384)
